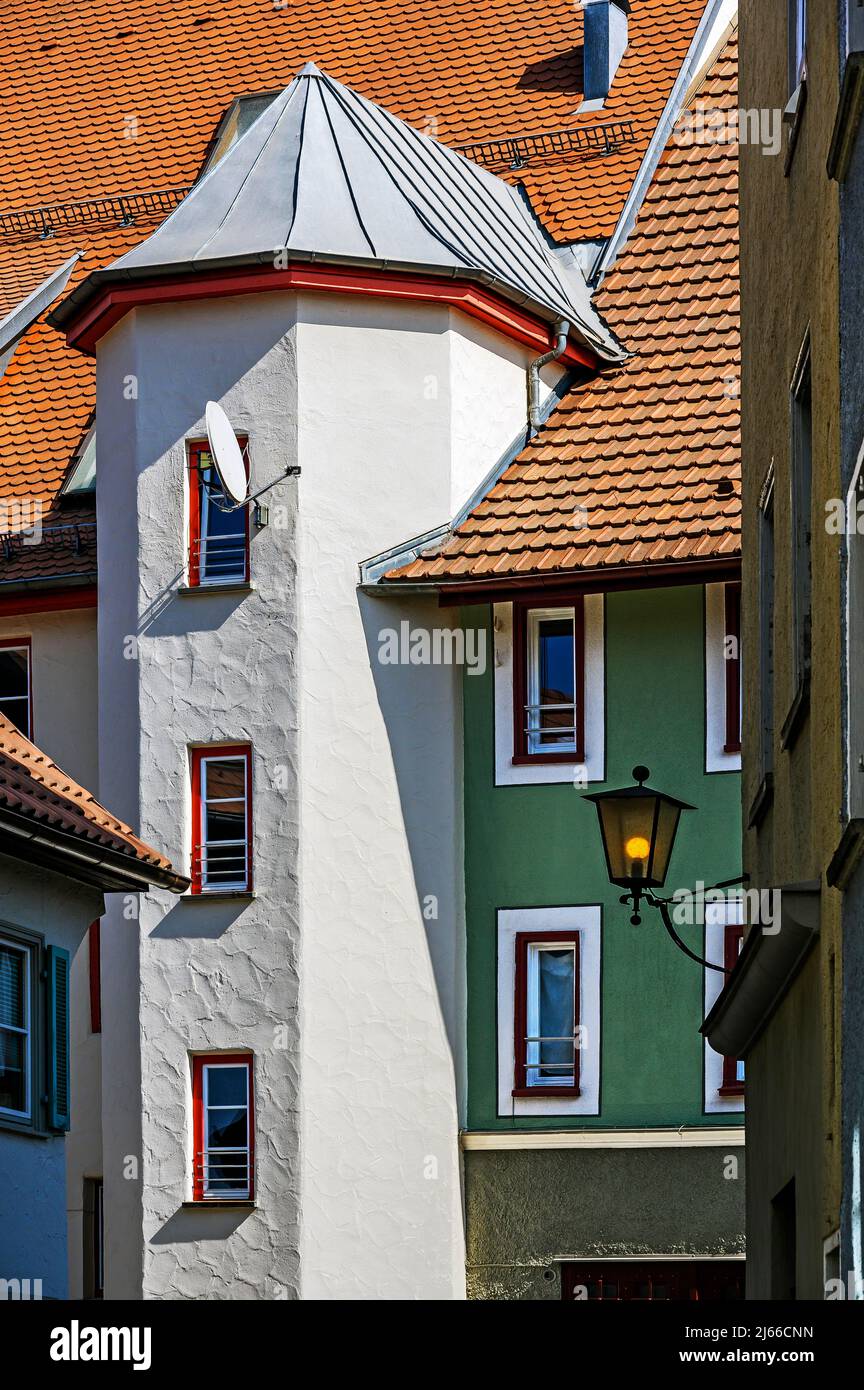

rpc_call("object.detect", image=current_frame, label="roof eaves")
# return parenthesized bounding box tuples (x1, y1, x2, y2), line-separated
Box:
(0, 804, 189, 894)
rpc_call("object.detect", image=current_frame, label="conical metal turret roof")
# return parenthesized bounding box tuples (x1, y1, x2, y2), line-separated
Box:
(55, 64, 622, 361)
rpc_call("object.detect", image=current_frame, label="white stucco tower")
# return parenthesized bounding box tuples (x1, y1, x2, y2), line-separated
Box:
(52, 63, 619, 1300)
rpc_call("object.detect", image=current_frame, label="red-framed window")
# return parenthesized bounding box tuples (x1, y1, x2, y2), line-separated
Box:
(192, 1054, 254, 1202)
(720, 922, 745, 1095)
(0, 636, 32, 739)
(187, 438, 249, 587)
(512, 598, 586, 764)
(724, 582, 742, 754)
(88, 920, 101, 1034)
(190, 745, 253, 894)
(513, 930, 580, 1097)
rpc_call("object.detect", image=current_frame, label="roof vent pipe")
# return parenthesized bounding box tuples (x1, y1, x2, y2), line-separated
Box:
(583, 0, 630, 103)
(528, 320, 569, 431)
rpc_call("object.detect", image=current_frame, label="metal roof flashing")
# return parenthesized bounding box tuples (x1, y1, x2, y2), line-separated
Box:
(50, 64, 623, 365)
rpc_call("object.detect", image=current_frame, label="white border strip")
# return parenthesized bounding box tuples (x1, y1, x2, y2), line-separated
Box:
(462, 1127, 745, 1151)
(705, 582, 741, 773)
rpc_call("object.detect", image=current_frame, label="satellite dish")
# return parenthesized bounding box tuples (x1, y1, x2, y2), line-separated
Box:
(205, 401, 247, 505)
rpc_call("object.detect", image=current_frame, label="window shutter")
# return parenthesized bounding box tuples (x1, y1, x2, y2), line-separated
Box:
(47, 945, 71, 1132)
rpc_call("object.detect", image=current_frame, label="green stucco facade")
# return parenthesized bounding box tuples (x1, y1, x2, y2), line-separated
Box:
(464, 584, 743, 1131)
(461, 583, 746, 1297)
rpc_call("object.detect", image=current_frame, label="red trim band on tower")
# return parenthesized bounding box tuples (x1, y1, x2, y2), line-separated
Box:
(61, 262, 599, 371)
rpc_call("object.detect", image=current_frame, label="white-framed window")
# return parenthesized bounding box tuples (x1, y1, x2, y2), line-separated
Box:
(0, 936, 30, 1121)
(704, 900, 745, 1115)
(187, 439, 249, 588)
(191, 745, 252, 893)
(705, 583, 742, 773)
(514, 933, 580, 1094)
(497, 906, 601, 1117)
(193, 1055, 254, 1201)
(525, 607, 580, 756)
(494, 597, 605, 786)
(0, 639, 32, 739)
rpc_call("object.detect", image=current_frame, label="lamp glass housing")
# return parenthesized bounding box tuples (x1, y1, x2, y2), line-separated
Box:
(586, 769, 694, 892)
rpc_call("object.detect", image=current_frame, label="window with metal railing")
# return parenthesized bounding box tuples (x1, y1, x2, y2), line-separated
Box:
(513, 931, 580, 1098)
(187, 439, 249, 587)
(512, 599, 585, 764)
(190, 745, 252, 894)
(192, 1054, 254, 1202)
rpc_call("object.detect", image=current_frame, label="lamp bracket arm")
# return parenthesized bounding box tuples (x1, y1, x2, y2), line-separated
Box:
(646, 892, 729, 974)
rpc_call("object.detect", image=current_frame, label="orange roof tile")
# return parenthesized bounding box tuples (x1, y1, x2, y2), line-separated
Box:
(2, 0, 702, 243)
(0, 0, 706, 588)
(0, 712, 188, 890)
(387, 30, 741, 586)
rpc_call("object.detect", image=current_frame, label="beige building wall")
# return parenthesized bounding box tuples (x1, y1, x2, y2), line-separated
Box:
(739, 0, 842, 1295)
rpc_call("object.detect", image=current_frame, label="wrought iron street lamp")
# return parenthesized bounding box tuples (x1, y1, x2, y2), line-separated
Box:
(585, 766, 734, 973)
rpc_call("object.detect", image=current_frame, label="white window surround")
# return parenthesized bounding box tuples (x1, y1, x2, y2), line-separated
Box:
(705, 582, 741, 773)
(0, 935, 31, 1122)
(493, 597, 605, 786)
(703, 899, 744, 1115)
(497, 906, 601, 1118)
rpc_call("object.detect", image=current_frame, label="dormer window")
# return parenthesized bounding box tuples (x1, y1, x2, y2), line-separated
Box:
(201, 92, 279, 176)
(61, 424, 96, 498)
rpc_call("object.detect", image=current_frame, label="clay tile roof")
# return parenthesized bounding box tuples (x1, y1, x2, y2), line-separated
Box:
(387, 29, 741, 586)
(0, 0, 703, 588)
(0, 712, 188, 891)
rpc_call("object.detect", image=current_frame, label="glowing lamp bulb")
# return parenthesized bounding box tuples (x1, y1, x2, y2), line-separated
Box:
(625, 836, 651, 861)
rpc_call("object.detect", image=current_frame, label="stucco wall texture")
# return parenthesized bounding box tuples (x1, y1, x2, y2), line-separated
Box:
(739, 0, 842, 1297)
(93, 287, 561, 1298)
(464, 1147, 745, 1300)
